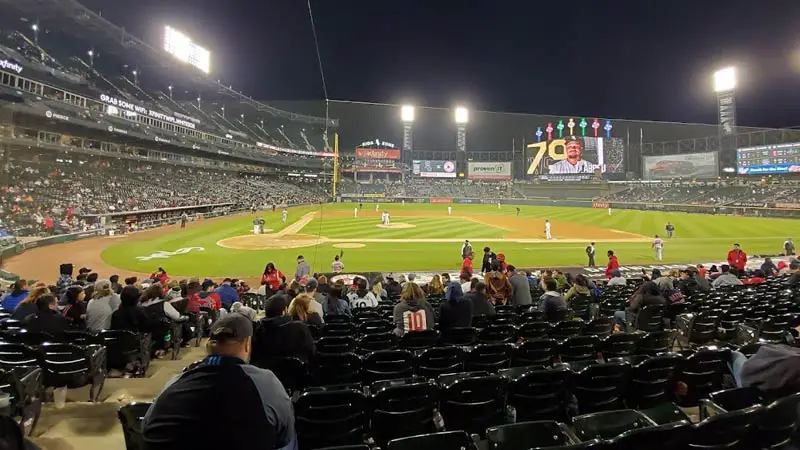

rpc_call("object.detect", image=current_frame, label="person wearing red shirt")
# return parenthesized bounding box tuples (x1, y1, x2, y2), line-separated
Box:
(496, 253, 508, 273)
(605, 250, 620, 279)
(742, 270, 766, 285)
(150, 267, 168, 285)
(261, 263, 285, 292)
(726, 244, 747, 274)
(461, 252, 475, 279)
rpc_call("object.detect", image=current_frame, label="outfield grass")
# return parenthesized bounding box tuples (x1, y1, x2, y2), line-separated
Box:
(100, 203, 798, 278)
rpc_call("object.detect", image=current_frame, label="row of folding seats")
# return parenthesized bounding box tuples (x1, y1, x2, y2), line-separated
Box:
(0, 341, 106, 402)
(0, 366, 42, 436)
(675, 308, 800, 350)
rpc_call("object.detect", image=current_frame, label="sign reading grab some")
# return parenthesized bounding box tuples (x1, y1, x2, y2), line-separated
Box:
(467, 162, 512, 180)
(356, 148, 401, 160)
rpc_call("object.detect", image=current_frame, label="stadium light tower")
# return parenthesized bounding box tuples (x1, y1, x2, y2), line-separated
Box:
(401, 105, 415, 154)
(454, 106, 469, 152)
(713, 67, 737, 136)
(132, 69, 139, 85)
(167, 85, 173, 99)
(31, 23, 39, 45)
(87, 49, 95, 68)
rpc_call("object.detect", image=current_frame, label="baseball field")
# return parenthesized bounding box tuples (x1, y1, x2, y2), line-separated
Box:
(5, 203, 797, 282)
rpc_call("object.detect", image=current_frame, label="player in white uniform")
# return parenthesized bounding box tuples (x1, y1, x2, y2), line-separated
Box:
(384, 211, 390, 225)
(448, 206, 452, 216)
(354, 207, 358, 218)
(652, 235, 664, 261)
(376, 203, 380, 212)
(282, 209, 288, 224)
(608, 207, 612, 216)
(545, 220, 552, 240)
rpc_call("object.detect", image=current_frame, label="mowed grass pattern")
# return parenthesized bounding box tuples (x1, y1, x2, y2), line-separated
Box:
(101, 203, 798, 277)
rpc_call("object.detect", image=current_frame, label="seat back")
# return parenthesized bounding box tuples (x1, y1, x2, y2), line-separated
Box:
(312, 352, 361, 386)
(599, 333, 641, 360)
(321, 323, 357, 337)
(39, 342, 95, 389)
(387, 430, 471, 450)
(634, 305, 665, 332)
(558, 336, 600, 363)
(500, 364, 572, 422)
(370, 379, 439, 445)
(0, 342, 39, 367)
(517, 322, 551, 341)
(687, 310, 721, 345)
(487, 420, 572, 450)
(570, 296, 592, 321)
(550, 320, 583, 339)
(756, 314, 792, 343)
(98, 330, 146, 372)
(357, 320, 393, 335)
(264, 357, 308, 392)
(399, 330, 439, 351)
(464, 343, 514, 373)
(756, 392, 800, 448)
(583, 318, 614, 338)
(608, 420, 694, 449)
(635, 331, 669, 356)
(691, 405, 761, 449)
(317, 336, 357, 354)
(440, 374, 508, 436)
(2, 330, 54, 346)
(677, 347, 729, 406)
(707, 387, 763, 412)
(627, 353, 682, 409)
(572, 409, 656, 441)
(478, 324, 517, 344)
(438, 327, 477, 346)
(416, 346, 464, 379)
(572, 361, 631, 414)
(357, 332, 398, 354)
(362, 350, 414, 384)
(118, 402, 152, 450)
(513, 339, 557, 367)
(294, 388, 368, 450)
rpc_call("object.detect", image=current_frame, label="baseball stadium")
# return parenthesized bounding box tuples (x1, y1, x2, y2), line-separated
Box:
(0, 1, 798, 450)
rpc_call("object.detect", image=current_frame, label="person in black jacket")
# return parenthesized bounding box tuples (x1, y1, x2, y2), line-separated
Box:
(110, 286, 152, 333)
(252, 295, 315, 365)
(464, 282, 496, 317)
(614, 281, 666, 332)
(24, 295, 69, 337)
(439, 282, 473, 330)
(481, 247, 496, 274)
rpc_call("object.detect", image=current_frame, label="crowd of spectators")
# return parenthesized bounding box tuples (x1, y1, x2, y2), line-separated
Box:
(603, 180, 800, 207)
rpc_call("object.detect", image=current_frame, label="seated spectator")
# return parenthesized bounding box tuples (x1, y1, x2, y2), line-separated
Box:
(260, 263, 284, 292)
(372, 280, 387, 301)
(439, 282, 472, 331)
(109, 274, 122, 294)
(712, 264, 744, 287)
(459, 273, 472, 295)
(538, 279, 567, 323)
(742, 270, 766, 285)
(606, 270, 627, 287)
(25, 295, 70, 336)
(149, 267, 168, 285)
(678, 269, 701, 296)
(508, 265, 533, 307)
(777, 260, 791, 275)
(124, 277, 138, 287)
(62, 285, 87, 328)
(83, 273, 99, 299)
(788, 261, 800, 288)
(230, 302, 257, 321)
(11, 284, 49, 321)
(465, 281, 495, 316)
(1, 279, 29, 312)
(427, 274, 445, 296)
(728, 332, 800, 398)
(300, 278, 324, 322)
(140, 284, 185, 322)
(348, 277, 378, 309)
(696, 264, 708, 278)
(393, 282, 435, 336)
(111, 286, 151, 333)
(760, 257, 778, 277)
(56, 264, 73, 293)
(553, 270, 568, 290)
(288, 293, 323, 326)
(199, 280, 222, 310)
(689, 266, 711, 292)
(316, 275, 330, 296)
(253, 294, 315, 363)
(85, 280, 121, 331)
(484, 261, 512, 305)
(564, 274, 591, 304)
(384, 274, 402, 298)
(614, 281, 666, 332)
(142, 314, 296, 450)
(322, 285, 351, 318)
(215, 278, 240, 310)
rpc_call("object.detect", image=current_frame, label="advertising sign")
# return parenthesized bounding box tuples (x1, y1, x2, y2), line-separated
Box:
(356, 148, 401, 160)
(412, 160, 457, 178)
(467, 162, 512, 180)
(642, 152, 719, 180)
(737, 142, 800, 175)
(525, 137, 625, 178)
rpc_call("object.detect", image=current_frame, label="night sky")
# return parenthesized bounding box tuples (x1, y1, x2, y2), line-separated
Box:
(81, 0, 800, 128)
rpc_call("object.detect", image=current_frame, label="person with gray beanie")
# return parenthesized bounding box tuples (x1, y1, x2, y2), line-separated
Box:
(85, 280, 121, 332)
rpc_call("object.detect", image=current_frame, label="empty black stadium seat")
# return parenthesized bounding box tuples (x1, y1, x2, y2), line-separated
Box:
(626, 353, 682, 409)
(477, 324, 517, 344)
(416, 346, 464, 379)
(500, 364, 573, 422)
(317, 336, 357, 354)
(689, 405, 761, 449)
(634, 331, 669, 356)
(294, 387, 368, 450)
(357, 332, 398, 354)
(118, 402, 152, 450)
(550, 320, 583, 340)
(438, 327, 477, 346)
(599, 333, 641, 360)
(569, 296, 592, 321)
(0, 366, 42, 436)
(583, 317, 614, 338)
(517, 321, 551, 341)
(387, 430, 472, 450)
(99, 330, 150, 377)
(633, 305, 665, 332)
(357, 320, 393, 335)
(369, 378, 439, 445)
(439, 373, 507, 436)
(60, 330, 103, 346)
(674, 347, 729, 407)
(1, 330, 54, 347)
(512, 339, 557, 367)
(572, 360, 631, 414)
(487, 420, 576, 450)
(0, 343, 39, 368)
(321, 323, 357, 337)
(312, 352, 361, 386)
(262, 357, 308, 393)
(755, 314, 792, 343)
(571, 409, 656, 441)
(675, 310, 721, 350)
(39, 343, 106, 402)
(464, 343, 514, 372)
(362, 350, 414, 384)
(558, 336, 601, 363)
(0, 413, 25, 450)
(605, 420, 694, 449)
(399, 330, 439, 351)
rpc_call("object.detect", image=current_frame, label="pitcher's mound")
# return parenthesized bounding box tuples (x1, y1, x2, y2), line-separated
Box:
(333, 243, 366, 249)
(217, 233, 327, 250)
(376, 223, 416, 229)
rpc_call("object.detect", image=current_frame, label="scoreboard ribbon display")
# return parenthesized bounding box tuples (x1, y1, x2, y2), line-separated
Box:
(413, 160, 457, 178)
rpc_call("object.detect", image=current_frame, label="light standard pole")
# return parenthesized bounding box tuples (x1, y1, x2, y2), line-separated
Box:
(713, 67, 737, 136)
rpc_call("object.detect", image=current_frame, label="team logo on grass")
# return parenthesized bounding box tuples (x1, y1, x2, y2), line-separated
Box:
(136, 247, 205, 261)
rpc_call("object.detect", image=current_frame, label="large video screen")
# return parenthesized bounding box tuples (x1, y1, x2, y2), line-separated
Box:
(737, 142, 800, 175)
(525, 137, 625, 178)
(412, 160, 457, 178)
(643, 152, 719, 180)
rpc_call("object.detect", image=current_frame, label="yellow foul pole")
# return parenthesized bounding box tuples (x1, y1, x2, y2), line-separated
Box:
(332, 132, 339, 197)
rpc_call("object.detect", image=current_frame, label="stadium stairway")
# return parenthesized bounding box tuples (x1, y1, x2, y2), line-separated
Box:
(27, 341, 208, 450)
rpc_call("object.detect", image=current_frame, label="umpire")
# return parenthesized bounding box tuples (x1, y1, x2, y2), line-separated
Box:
(586, 242, 596, 267)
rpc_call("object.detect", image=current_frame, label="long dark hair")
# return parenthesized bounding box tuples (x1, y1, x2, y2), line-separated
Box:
(64, 285, 84, 305)
(354, 278, 368, 298)
(328, 286, 343, 310)
(10, 280, 27, 296)
(263, 263, 276, 275)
